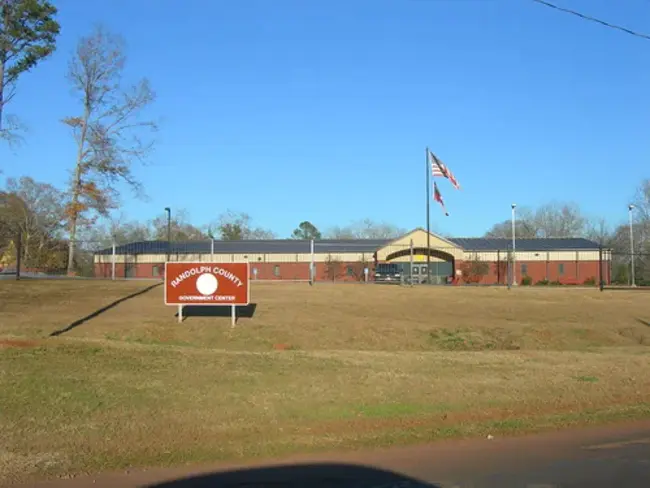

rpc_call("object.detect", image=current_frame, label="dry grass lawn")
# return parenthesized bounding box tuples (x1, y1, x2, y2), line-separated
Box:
(1, 280, 650, 484)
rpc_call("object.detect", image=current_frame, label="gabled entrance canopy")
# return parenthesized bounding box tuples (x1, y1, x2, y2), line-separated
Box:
(375, 228, 464, 262)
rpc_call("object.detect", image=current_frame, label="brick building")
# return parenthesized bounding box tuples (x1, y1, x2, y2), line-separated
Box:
(94, 229, 609, 285)
(94, 229, 611, 284)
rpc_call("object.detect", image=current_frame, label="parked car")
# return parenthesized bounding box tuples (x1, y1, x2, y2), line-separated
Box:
(374, 263, 402, 283)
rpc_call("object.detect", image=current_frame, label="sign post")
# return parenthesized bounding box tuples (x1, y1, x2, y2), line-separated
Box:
(165, 262, 250, 325)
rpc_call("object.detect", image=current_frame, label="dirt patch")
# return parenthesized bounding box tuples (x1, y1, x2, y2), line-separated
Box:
(0, 338, 40, 348)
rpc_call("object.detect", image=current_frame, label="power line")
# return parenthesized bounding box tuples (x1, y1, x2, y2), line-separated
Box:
(532, 0, 650, 41)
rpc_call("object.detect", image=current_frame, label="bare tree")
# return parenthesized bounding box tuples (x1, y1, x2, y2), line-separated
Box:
(534, 202, 587, 238)
(354, 219, 405, 239)
(484, 207, 537, 238)
(326, 219, 405, 239)
(82, 213, 155, 247)
(63, 26, 157, 274)
(151, 209, 206, 241)
(484, 203, 589, 239)
(210, 210, 275, 240)
(633, 179, 650, 223)
(324, 254, 343, 281)
(4, 176, 65, 266)
(459, 255, 489, 284)
(325, 225, 356, 239)
(585, 217, 612, 246)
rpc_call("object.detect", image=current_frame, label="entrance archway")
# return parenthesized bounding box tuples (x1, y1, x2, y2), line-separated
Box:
(384, 247, 455, 284)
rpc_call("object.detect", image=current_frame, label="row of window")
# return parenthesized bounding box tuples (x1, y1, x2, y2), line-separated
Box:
(148, 263, 568, 278)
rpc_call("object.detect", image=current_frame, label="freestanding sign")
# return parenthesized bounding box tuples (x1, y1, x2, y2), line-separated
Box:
(164, 262, 250, 326)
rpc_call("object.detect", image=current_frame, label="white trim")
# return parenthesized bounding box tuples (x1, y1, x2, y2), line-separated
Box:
(379, 227, 461, 251)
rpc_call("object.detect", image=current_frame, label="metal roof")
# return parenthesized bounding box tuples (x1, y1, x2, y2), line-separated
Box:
(96, 239, 392, 255)
(447, 237, 600, 251)
(97, 236, 600, 255)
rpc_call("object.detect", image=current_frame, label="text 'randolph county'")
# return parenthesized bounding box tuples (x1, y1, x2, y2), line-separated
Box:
(170, 266, 244, 288)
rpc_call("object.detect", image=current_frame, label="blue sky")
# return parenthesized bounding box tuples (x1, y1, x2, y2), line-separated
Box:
(1, 0, 648, 237)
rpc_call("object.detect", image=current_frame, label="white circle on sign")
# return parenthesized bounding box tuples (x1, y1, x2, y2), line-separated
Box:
(196, 273, 218, 296)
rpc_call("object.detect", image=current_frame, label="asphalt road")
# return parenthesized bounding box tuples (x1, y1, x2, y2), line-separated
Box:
(20, 420, 650, 488)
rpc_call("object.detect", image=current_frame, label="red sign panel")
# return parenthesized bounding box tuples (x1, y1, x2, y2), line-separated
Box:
(164, 262, 250, 306)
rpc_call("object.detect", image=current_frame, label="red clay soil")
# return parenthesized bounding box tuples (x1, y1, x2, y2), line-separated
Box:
(0, 338, 40, 348)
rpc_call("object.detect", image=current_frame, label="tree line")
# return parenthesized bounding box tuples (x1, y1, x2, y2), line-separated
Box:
(484, 183, 650, 284)
(0, 175, 406, 273)
(3, 170, 649, 280)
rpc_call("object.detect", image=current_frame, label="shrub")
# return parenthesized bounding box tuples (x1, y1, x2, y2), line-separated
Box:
(583, 276, 597, 286)
(324, 254, 343, 281)
(459, 256, 489, 284)
(535, 279, 549, 286)
(521, 275, 533, 286)
(549, 280, 562, 286)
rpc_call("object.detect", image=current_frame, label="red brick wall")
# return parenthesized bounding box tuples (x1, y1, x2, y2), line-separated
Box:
(93, 261, 370, 282)
(94, 259, 608, 285)
(455, 260, 605, 285)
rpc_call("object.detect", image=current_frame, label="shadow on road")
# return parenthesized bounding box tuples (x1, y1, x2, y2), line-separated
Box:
(143, 463, 439, 487)
(50, 283, 162, 337)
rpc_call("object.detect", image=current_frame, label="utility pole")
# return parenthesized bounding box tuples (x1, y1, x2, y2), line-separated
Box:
(511, 203, 517, 286)
(628, 204, 636, 287)
(165, 207, 171, 262)
(425, 147, 431, 284)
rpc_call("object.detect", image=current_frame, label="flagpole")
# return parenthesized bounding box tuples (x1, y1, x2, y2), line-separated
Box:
(426, 146, 431, 285)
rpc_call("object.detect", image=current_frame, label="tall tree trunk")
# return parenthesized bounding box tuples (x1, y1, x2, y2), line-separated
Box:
(0, 4, 8, 132)
(0, 50, 5, 132)
(66, 165, 82, 275)
(66, 107, 90, 275)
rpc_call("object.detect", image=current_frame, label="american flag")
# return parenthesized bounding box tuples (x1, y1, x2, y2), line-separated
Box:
(433, 181, 449, 216)
(429, 150, 461, 190)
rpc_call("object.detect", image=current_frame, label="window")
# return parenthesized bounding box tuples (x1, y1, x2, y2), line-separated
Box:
(412, 266, 420, 275)
(346, 266, 354, 276)
(421, 265, 428, 276)
(273, 265, 281, 277)
(152, 265, 160, 277)
(521, 264, 528, 276)
(558, 263, 565, 276)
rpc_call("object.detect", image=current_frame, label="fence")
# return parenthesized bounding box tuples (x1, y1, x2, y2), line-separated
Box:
(376, 242, 610, 286)
(93, 240, 320, 282)
(606, 250, 650, 287)
(0, 239, 108, 279)
(0, 237, 626, 288)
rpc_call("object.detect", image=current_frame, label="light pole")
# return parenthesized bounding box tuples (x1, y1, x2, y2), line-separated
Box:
(511, 203, 517, 286)
(628, 204, 636, 287)
(164, 207, 171, 262)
